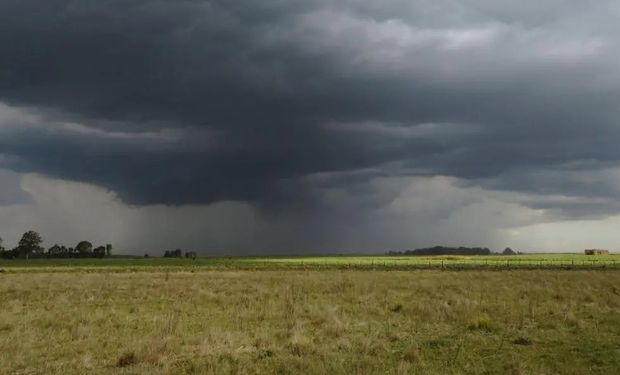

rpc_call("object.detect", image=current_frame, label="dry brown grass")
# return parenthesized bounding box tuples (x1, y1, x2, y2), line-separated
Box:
(0, 270, 618, 374)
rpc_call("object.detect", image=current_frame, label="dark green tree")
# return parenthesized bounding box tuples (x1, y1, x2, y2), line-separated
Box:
(18, 230, 44, 258)
(0, 236, 6, 258)
(93, 246, 106, 258)
(75, 241, 93, 256)
(47, 244, 62, 257)
(502, 247, 516, 255)
(59, 246, 69, 257)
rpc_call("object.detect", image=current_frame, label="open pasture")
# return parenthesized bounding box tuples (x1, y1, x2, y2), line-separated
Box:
(0, 253, 619, 272)
(0, 269, 619, 374)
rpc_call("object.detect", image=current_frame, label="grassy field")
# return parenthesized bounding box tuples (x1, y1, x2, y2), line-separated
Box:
(0, 253, 619, 271)
(0, 268, 619, 374)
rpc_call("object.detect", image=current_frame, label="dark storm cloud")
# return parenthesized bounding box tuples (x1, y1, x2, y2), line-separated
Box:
(0, 117, 457, 204)
(1, 0, 620, 216)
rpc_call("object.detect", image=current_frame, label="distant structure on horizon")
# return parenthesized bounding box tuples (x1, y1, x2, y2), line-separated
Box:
(584, 249, 610, 255)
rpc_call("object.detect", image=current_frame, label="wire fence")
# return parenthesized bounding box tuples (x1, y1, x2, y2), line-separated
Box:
(1, 257, 619, 272)
(213, 258, 620, 271)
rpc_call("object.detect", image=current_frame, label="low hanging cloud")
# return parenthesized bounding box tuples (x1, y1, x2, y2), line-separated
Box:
(0, 170, 549, 253)
(1, 171, 617, 254)
(1, 1, 620, 252)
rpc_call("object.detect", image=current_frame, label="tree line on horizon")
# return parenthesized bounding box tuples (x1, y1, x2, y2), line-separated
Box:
(0, 230, 112, 259)
(163, 249, 197, 259)
(387, 246, 520, 256)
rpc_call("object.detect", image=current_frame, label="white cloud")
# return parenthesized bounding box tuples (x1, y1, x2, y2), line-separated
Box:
(509, 216, 620, 252)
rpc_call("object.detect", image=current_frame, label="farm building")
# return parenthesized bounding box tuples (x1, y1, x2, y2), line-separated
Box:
(584, 249, 610, 255)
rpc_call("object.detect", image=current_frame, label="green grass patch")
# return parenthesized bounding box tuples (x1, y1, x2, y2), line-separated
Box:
(0, 270, 618, 374)
(0, 253, 619, 272)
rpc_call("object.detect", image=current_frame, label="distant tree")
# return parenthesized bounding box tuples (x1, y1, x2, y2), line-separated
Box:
(502, 247, 517, 255)
(396, 246, 492, 256)
(75, 241, 93, 256)
(144, 253, 149, 258)
(18, 230, 44, 258)
(47, 244, 62, 257)
(0, 236, 7, 259)
(93, 246, 106, 258)
(163, 249, 182, 257)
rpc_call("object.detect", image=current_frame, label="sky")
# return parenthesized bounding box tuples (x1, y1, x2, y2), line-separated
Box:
(1, 0, 620, 254)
